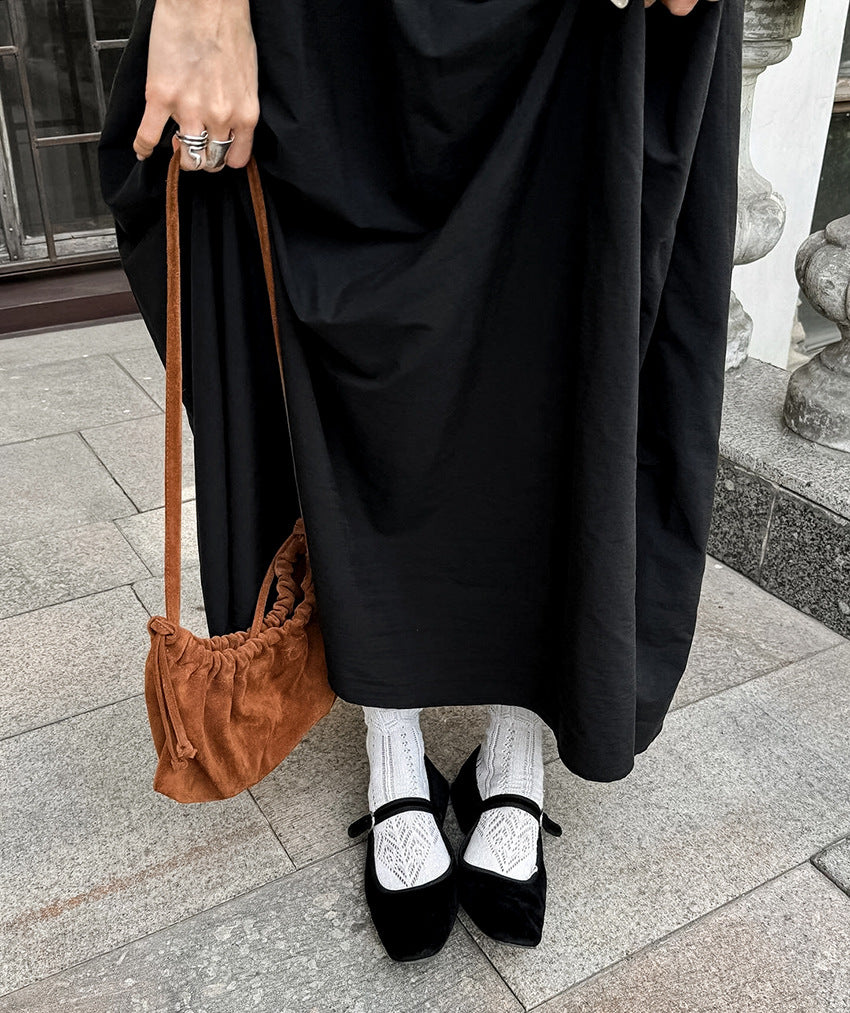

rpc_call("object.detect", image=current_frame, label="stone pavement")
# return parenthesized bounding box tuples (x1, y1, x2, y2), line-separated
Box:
(1, 320, 849, 1012)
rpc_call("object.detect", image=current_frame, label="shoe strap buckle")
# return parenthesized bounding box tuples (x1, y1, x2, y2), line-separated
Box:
(346, 810, 376, 838)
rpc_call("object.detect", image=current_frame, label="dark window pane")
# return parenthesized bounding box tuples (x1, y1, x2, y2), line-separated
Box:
(812, 110, 850, 232)
(99, 45, 125, 106)
(0, 1, 12, 47)
(0, 53, 44, 240)
(14, 0, 101, 138)
(40, 140, 112, 232)
(92, 0, 136, 40)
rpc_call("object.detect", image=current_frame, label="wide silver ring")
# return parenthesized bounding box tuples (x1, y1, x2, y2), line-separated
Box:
(205, 135, 234, 170)
(175, 129, 208, 170)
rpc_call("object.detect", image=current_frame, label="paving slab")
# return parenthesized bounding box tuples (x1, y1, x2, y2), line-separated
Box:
(0, 847, 523, 1013)
(0, 435, 135, 544)
(0, 521, 149, 619)
(111, 345, 165, 410)
(0, 587, 151, 738)
(248, 698, 368, 868)
(537, 863, 850, 1013)
(673, 557, 843, 709)
(81, 412, 195, 512)
(0, 320, 149, 371)
(0, 698, 293, 996)
(115, 499, 199, 576)
(421, 702, 560, 771)
(739, 641, 850, 778)
(465, 661, 850, 1008)
(250, 699, 558, 870)
(0, 355, 160, 444)
(133, 564, 209, 638)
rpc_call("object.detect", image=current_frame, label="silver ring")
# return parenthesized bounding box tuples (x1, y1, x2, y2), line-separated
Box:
(175, 129, 208, 170)
(205, 135, 234, 170)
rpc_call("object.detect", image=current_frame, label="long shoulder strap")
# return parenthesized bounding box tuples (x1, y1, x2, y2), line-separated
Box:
(163, 149, 290, 625)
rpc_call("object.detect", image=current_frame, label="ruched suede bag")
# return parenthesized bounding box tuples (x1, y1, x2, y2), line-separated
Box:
(144, 149, 336, 803)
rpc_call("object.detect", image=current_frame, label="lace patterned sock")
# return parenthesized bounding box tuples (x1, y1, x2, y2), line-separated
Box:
(362, 706, 452, 891)
(463, 704, 544, 880)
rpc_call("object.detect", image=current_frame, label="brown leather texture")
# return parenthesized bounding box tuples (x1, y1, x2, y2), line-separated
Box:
(143, 149, 336, 804)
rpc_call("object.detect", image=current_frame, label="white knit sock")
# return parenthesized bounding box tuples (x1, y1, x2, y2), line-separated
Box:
(362, 706, 451, 891)
(463, 704, 544, 880)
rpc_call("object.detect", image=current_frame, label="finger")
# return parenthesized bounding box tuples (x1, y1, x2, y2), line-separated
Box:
(644, 0, 656, 7)
(225, 121, 256, 170)
(175, 116, 208, 171)
(660, 0, 699, 12)
(133, 102, 170, 160)
(203, 117, 232, 174)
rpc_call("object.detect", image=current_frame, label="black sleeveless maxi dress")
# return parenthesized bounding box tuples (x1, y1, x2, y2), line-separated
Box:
(99, 0, 743, 783)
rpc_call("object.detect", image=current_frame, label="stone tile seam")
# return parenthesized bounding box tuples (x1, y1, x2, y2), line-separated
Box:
(809, 853, 850, 902)
(129, 581, 155, 618)
(0, 690, 147, 745)
(0, 853, 307, 1003)
(0, 544, 156, 621)
(741, 680, 850, 795)
(539, 641, 850, 776)
(757, 485, 778, 580)
(722, 454, 850, 528)
(246, 785, 297, 867)
(522, 859, 817, 1012)
(0, 386, 162, 451)
(107, 349, 167, 410)
(665, 641, 848, 716)
(77, 432, 141, 519)
(278, 831, 360, 873)
(0, 820, 290, 933)
(84, 350, 166, 416)
(1, 629, 841, 772)
(718, 449, 850, 524)
(113, 497, 197, 527)
(811, 826, 850, 856)
(0, 829, 831, 1007)
(450, 916, 528, 1011)
(78, 428, 151, 515)
(0, 337, 149, 371)
(122, 526, 160, 583)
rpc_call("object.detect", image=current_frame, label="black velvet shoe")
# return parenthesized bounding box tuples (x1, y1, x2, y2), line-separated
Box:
(450, 744, 562, 947)
(347, 754, 459, 962)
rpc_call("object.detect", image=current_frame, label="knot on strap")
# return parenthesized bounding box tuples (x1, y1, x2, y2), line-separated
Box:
(149, 616, 177, 637)
(150, 626, 197, 770)
(347, 812, 374, 838)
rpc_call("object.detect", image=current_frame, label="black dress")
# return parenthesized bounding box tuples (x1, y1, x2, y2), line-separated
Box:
(99, 0, 743, 783)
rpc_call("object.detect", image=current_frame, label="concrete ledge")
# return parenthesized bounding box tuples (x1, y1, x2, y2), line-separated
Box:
(709, 356, 850, 638)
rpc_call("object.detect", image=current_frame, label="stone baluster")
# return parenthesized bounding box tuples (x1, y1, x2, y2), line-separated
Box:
(728, 0, 807, 370)
(783, 214, 850, 452)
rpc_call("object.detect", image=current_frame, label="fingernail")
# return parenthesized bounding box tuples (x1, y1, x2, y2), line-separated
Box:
(136, 153, 144, 161)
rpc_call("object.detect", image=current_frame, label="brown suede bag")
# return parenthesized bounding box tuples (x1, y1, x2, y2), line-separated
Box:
(143, 149, 336, 803)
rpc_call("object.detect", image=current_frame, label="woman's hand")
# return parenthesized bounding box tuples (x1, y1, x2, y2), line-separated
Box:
(133, 0, 259, 172)
(645, 0, 721, 12)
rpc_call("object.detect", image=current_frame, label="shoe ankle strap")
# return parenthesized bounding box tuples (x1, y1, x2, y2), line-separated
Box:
(347, 796, 439, 838)
(479, 792, 563, 837)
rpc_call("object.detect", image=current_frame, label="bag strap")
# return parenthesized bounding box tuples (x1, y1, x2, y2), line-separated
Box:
(163, 148, 292, 626)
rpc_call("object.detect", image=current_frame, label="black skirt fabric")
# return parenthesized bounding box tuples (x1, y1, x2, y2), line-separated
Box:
(99, 0, 743, 782)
